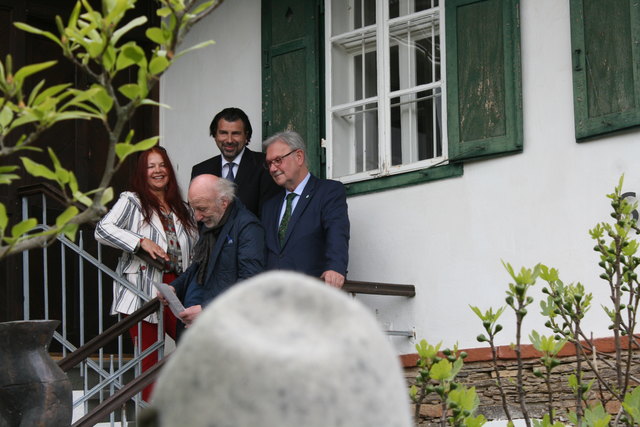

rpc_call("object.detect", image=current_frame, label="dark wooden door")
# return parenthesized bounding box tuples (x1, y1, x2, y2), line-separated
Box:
(262, 0, 324, 176)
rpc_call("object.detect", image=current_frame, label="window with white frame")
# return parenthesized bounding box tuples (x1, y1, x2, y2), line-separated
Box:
(326, 0, 443, 183)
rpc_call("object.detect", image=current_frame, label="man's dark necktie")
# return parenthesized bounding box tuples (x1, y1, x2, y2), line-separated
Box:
(225, 163, 235, 181)
(278, 193, 297, 246)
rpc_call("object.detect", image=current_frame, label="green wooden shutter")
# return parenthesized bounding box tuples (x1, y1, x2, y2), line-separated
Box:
(262, 0, 323, 176)
(445, 0, 522, 161)
(570, 0, 640, 140)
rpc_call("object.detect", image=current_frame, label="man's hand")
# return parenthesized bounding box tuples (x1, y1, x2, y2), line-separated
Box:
(320, 270, 345, 288)
(156, 285, 176, 306)
(179, 305, 202, 327)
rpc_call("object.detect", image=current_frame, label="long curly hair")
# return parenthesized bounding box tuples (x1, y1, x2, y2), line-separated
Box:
(130, 146, 196, 232)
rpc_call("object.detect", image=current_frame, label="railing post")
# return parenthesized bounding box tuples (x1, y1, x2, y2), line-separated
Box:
(42, 193, 49, 320)
(21, 196, 29, 320)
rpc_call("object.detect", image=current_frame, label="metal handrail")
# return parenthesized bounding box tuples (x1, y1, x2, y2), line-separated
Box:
(343, 280, 415, 297)
(19, 184, 167, 425)
(73, 357, 169, 427)
(59, 298, 161, 372)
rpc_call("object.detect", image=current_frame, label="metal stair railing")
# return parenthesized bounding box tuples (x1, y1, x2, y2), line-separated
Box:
(16, 183, 418, 424)
(17, 184, 169, 425)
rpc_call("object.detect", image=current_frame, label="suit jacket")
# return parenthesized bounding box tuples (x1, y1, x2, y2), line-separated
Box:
(95, 191, 198, 322)
(191, 148, 280, 217)
(261, 174, 350, 278)
(171, 199, 265, 308)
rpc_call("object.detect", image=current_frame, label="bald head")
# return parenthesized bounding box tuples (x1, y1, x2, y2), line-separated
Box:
(188, 174, 236, 228)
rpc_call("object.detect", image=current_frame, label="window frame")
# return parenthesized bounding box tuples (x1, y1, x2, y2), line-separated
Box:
(325, 0, 449, 186)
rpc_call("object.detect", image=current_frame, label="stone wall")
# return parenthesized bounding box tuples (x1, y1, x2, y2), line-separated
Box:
(402, 341, 640, 426)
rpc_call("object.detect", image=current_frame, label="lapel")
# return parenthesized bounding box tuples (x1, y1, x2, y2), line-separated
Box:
(280, 174, 316, 249)
(266, 190, 285, 249)
(149, 211, 167, 246)
(204, 202, 237, 280)
(234, 148, 254, 186)
(211, 155, 222, 176)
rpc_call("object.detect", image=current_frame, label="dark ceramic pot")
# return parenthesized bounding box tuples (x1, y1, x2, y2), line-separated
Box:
(0, 320, 72, 427)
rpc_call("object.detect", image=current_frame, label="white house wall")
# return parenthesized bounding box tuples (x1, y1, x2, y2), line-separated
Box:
(160, 0, 264, 190)
(161, 0, 640, 355)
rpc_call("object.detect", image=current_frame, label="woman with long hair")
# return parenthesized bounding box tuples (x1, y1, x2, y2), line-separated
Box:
(95, 146, 198, 401)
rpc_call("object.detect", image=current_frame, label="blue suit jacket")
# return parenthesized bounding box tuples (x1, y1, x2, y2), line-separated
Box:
(261, 174, 350, 278)
(172, 199, 265, 308)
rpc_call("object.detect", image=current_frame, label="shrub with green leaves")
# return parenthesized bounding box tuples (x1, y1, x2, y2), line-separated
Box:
(0, 0, 222, 259)
(413, 176, 640, 426)
(410, 339, 485, 427)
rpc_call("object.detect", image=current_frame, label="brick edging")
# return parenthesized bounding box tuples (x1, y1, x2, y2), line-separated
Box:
(400, 335, 635, 368)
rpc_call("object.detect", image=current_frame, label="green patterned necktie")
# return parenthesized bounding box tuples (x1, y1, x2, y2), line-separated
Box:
(278, 193, 297, 246)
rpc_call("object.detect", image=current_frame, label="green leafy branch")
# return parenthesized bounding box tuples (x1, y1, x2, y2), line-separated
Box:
(0, 0, 223, 260)
(410, 340, 484, 427)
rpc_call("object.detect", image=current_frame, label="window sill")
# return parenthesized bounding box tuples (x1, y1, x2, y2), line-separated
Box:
(343, 163, 463, 197)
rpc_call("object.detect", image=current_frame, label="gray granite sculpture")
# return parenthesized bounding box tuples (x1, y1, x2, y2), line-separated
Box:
(142, 271, 412, 427)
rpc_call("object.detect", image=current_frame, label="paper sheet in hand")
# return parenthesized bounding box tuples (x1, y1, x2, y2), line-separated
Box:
(154, 281, 186, 320)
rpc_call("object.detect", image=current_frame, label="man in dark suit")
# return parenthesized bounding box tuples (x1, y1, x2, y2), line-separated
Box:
(261, 131, 350, 288)
(191, 107, 279, 217)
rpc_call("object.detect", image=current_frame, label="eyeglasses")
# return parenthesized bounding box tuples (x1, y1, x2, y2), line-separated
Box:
(263, 149, 298, 169)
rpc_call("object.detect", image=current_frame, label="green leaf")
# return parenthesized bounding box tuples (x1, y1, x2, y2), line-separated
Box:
(149, 55, 170, 75)
(139, 99, 171, 109)
(47, 147, 70, 185)
(447, 386, 479, 413)
(174, 40, 216, 60)
(101, 187, 114, 205)
(89, 85, 113, 114)
(56, 206, 79, 228)
(73, 191, 93, 207)
(464, 415, 487, 427)
(145, 27, 166, 45)
(21, 157, 56, 180)
(192, 0, 216, 15)
(430, 359, 453, 381)
(112, 16, 148, 45)
(623, 387, 640, 423)
(61, 223, 79, 241)
(582, 404, 611, 427)
(136, 65, 148, 98)
(11, 218, 37, 238)
(102, 45, 116, 71)
(0, 104, 14, 128)
(0, 173, 20, 185)
(0, 202, 8, 232)
(156, 7, 172, 17)
(121, 43, 146, 65)
(12, 61, 57, 87)
(27, 79, 46, 106)
(118, 83, 141, 100)
(33, 83, 72, 106)
(115, 136, 159, 161)
(13, 22, 62, 47)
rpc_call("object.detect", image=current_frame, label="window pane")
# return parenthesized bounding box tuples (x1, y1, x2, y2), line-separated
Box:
(389, 13, 440, 91)
(332, 0, 376, 35)
(389, 0, 438, 19)
(331, 32, 378, 105)
(332, 103, 379, 176)
(390, 88, 442, 166)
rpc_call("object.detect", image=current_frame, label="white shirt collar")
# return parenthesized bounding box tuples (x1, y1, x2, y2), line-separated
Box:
(221, 146, 246, 167)
(286, 172, 311, 198)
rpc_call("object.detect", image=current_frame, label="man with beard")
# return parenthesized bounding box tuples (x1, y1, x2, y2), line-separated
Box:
(191, 107, 279, 217)
(168, 174, 265, 327)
